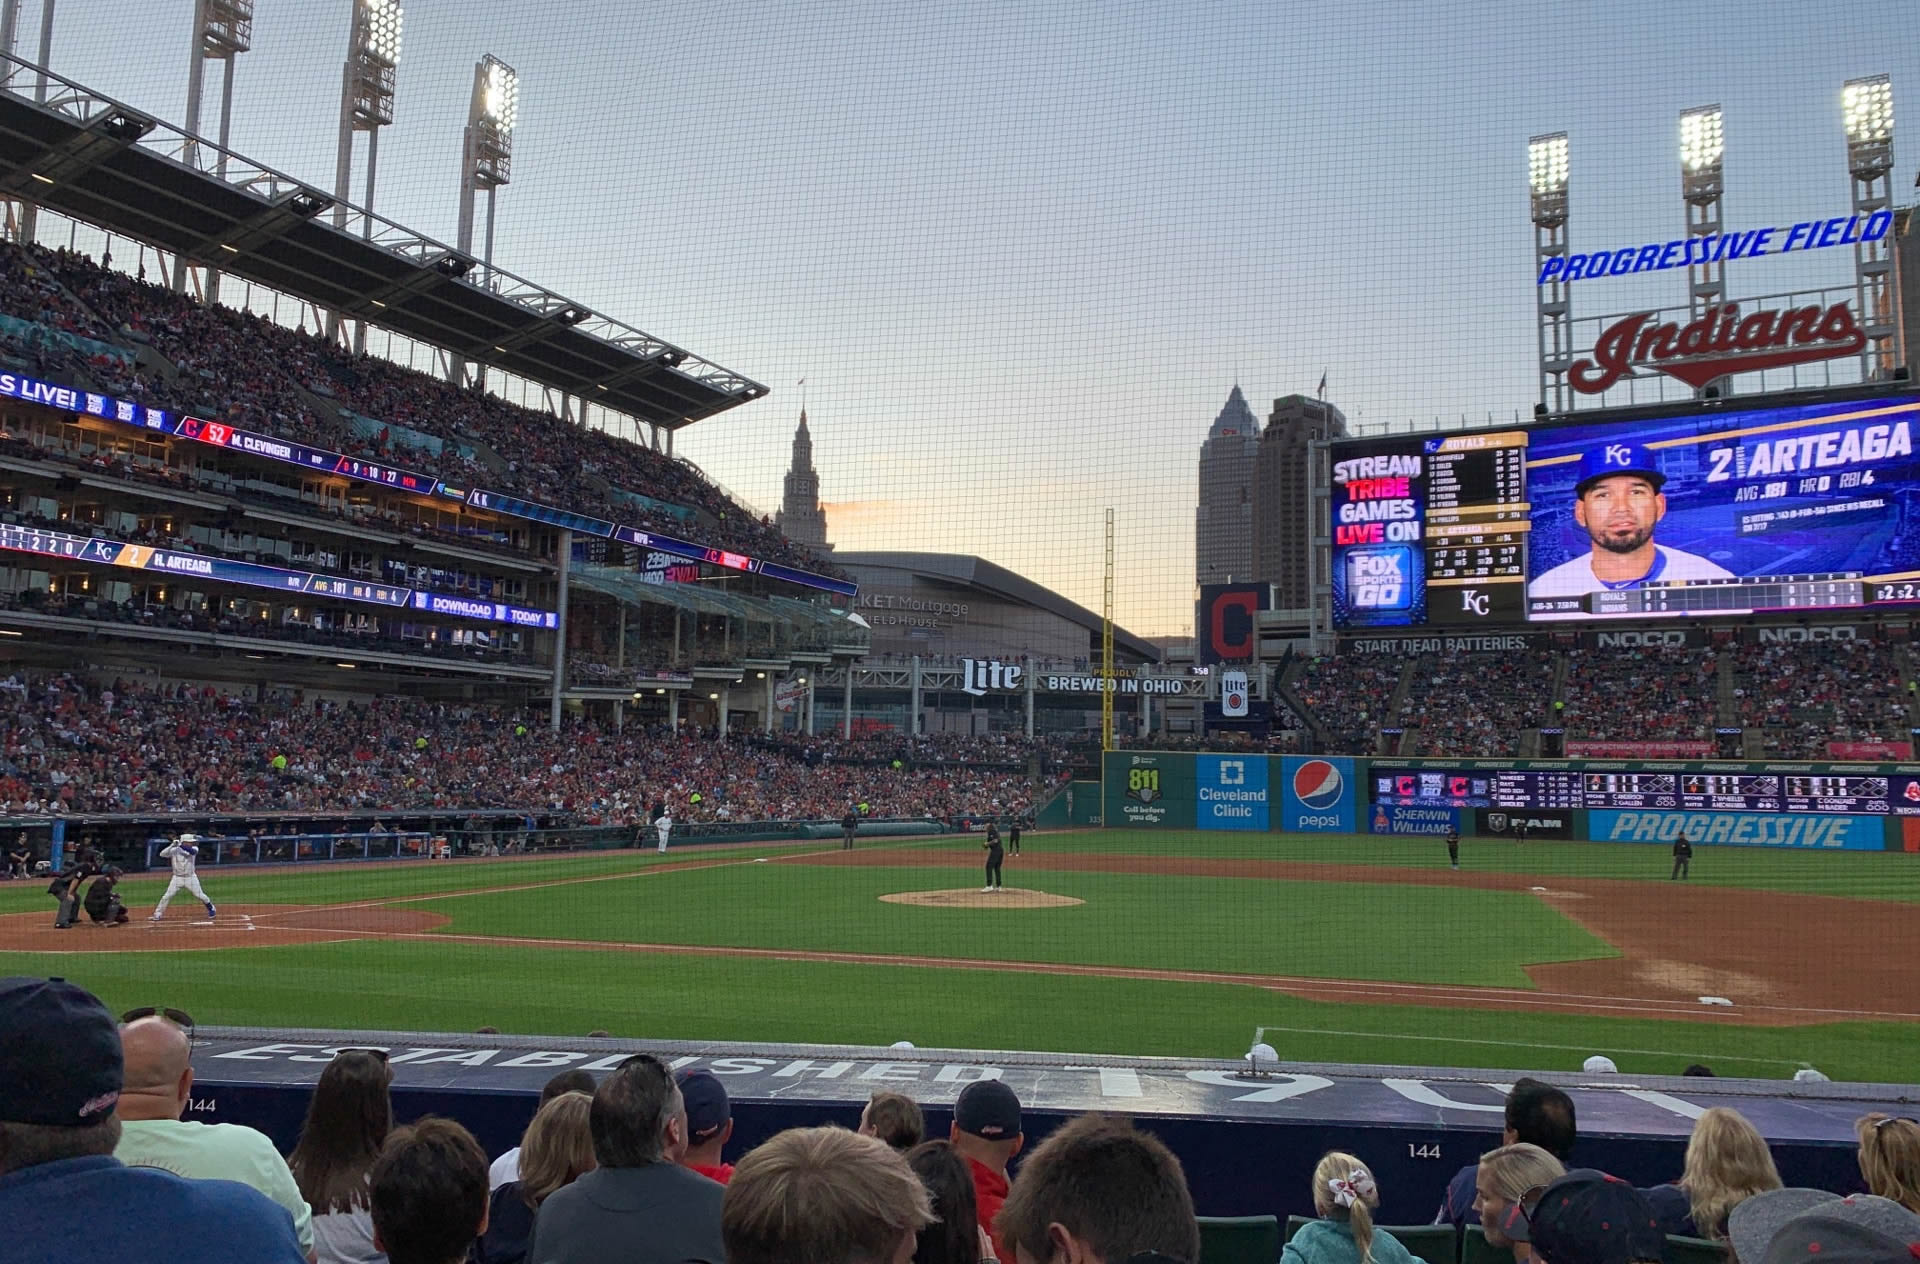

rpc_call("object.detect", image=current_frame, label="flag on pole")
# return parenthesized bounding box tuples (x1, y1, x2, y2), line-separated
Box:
(1317, 370, 1327, 398)
(797, 377, 806, 386)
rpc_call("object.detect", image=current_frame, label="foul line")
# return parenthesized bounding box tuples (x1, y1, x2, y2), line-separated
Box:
(1252, 1024, 1802, 1069)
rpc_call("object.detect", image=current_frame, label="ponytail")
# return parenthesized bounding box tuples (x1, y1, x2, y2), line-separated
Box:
(1312, 1151, 1382, 1264)
(1349, 1193, 1377, 1264)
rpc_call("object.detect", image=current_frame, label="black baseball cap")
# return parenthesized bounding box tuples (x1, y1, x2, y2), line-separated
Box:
(954, 1078, 1022, 1140)
(1529, 1169, 1666, 1264)
(0, 977, 122, 1126)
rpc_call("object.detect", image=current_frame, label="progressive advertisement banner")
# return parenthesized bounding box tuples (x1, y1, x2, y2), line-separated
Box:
(1587, 809, 1885, 850)
(1279, 756, 1356, 833)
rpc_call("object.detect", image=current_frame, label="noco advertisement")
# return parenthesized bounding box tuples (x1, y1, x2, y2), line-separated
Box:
(1330, 394, 1920, 628)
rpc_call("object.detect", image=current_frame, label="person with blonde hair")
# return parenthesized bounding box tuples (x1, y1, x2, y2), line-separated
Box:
(480, 1091, 596, 1264)
(1856, 1114, 1920, 1213)
(1641, 1107, 1782, 1239)
(1283, 1152, 1417, 1264)
(1474, 1142, 1568, 1263)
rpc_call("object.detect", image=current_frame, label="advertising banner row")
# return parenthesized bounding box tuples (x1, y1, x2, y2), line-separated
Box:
(1102, 752, 1920, 851)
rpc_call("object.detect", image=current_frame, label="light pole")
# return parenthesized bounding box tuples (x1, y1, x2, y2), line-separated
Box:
(1529, 132, 1570, 414)
(177, 0, 252, 299)
(449, 54, 517, 386)
(1680, 105, 1724, 395)
(329, 0, 403, 352)
(1843, 74, 1896, 380)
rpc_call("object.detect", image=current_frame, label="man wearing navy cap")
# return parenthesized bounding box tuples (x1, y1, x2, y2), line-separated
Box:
(0, 976, 306, 1264)
(1528, 1169, 1666, 1264)
(1529, 443, 1732, 605)
(951, 1078, 1024, 1264)
(674, 1069, 735, 1185)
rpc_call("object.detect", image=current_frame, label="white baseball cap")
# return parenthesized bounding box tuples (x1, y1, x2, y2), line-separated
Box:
(1583, 1055, 1619, 1073)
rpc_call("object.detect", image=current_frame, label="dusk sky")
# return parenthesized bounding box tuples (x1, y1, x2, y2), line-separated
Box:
(34, 1, 1920, 634)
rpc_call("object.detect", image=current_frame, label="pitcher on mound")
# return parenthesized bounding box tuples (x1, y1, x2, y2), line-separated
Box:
(150, 833, 217, 923)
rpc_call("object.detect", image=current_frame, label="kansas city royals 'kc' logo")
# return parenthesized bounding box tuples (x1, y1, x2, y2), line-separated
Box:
(1604, 443, 1633, 468)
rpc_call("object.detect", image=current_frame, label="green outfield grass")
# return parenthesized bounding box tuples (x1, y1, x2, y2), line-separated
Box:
(2, 829, 1915, 1081)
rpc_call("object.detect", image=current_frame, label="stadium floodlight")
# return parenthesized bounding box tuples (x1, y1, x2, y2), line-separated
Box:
(330, 0, 404, 349)
(1842, 74, 1898, 382)
(1680, 105, 1723, 177)
(1527, 132, 1568, 201)
(1844, 73, 1894, 162)
(450, 54, 522, 384)
(179, 0, 253, 296)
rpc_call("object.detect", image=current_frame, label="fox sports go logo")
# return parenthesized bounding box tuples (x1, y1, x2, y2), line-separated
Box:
(1292, 759, 1346, 825)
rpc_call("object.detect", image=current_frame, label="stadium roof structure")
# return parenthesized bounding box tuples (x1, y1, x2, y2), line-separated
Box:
(0, 58, 766, 430)
(834, 551, 1161, 663)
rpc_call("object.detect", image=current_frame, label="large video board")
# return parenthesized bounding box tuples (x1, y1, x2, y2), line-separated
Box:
(1329, 393, 1920, 627)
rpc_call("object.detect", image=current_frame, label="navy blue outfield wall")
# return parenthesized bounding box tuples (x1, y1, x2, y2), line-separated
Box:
(188, 1031, 1911, 1219)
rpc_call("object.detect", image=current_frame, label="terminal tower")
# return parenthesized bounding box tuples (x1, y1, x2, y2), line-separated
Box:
(775, 410, 830, 551)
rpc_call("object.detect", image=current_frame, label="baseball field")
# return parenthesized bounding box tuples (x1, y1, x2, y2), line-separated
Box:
(3, 829, 1916, 1081)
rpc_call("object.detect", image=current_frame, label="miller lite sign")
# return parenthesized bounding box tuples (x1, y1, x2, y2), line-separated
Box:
(1220, 670, 1249, 718)
(1571, 300, 1865, 395)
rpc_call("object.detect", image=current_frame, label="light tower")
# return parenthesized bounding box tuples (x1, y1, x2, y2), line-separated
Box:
(329, 0, 403, 351)
(1843, 74, 1896, 380)
(177, 0, 253, 298)
(449, 54, 518, 386)
(1529, 132, 1571, 413)
(1680, 105, 1724, 395)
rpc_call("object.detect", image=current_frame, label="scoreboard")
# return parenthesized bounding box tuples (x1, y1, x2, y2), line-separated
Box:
(1328, 393, 1920, 629)
(1370, 767, 1895, 814)
(1330, 432, 1532, 629)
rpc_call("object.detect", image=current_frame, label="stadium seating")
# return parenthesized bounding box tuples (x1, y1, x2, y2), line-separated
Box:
(1205, 1213, 1283, 1264)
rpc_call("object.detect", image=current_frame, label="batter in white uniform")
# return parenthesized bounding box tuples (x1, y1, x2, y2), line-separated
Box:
(150, 834, 217, 922)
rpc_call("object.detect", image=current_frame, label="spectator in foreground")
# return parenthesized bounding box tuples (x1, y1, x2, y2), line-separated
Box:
(113, 1012, 316, 1259)
(1473, 1143, 1567, 1264)
(1437, 1078, 1577, 1227)
(491, 1069, 596, 1190)
(524, 1053, 725, 1264)
(481, 1091, 594, 1264)
(723, 1126, 934, 1264)
(906, 1139, 989, 1264)
(1283, 1151, 1417, 1264)
(862, 1090, 926, 1153)
(998, 1113, 1200, 1264)
(950, 1079, 1025, 1264)
(674, 1069, 734, 1184)
(1759, 1215, 1919, 1264)
(1856, 1115, 1920, 1214)
(288, 1049, 396, 1264)
(0, 976, 307, 1264)
(1641, 1107, 1782, 1239)
(1528, 1170, 1665, 1264)
(368, 1117, 490, 1264)
(1733, 1193, 1920, 1264)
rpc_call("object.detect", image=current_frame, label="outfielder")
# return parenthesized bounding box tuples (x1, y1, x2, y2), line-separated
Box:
(150, 833, 217, 922)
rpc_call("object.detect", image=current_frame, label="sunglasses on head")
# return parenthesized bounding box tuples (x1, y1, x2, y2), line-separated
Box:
(1873, 1116, 1919, 1130)
(121, 1006, 194, 1032)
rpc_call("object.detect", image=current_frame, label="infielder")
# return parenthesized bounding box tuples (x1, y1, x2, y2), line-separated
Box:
(150, 833, 217, 922)
(655, 809, 674, 854)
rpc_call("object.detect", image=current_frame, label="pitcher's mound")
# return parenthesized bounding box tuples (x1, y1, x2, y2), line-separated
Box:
(881, 888, 1084, 909)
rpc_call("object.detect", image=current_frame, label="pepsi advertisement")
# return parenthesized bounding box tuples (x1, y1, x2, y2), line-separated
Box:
(1526, 394, 1920, 621)
(1279, 756, 1356, 833)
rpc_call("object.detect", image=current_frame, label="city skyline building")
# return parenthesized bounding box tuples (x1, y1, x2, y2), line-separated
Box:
(1195, 384, 1259, 592)
(775, 409, 831, 551)
(1251, 392, 1347, 610)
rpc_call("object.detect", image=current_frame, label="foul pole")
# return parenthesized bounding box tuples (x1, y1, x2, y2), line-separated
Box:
(1101, 508, 1115, 751)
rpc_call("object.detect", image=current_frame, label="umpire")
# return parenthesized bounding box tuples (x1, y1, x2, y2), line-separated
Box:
(1671, 831, 1694, 880)
(48, 850, 101, 929)
(841, 805, 859, 851)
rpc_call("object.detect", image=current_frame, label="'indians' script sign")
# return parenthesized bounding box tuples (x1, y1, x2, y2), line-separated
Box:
(1570, 301, 1865, 394)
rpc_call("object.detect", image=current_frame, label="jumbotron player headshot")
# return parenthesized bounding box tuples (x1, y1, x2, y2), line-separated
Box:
(1529, 442, 1733, 599)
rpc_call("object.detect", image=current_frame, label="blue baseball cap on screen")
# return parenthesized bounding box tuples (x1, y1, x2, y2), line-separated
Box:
(1575, 442, 1666, 495)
